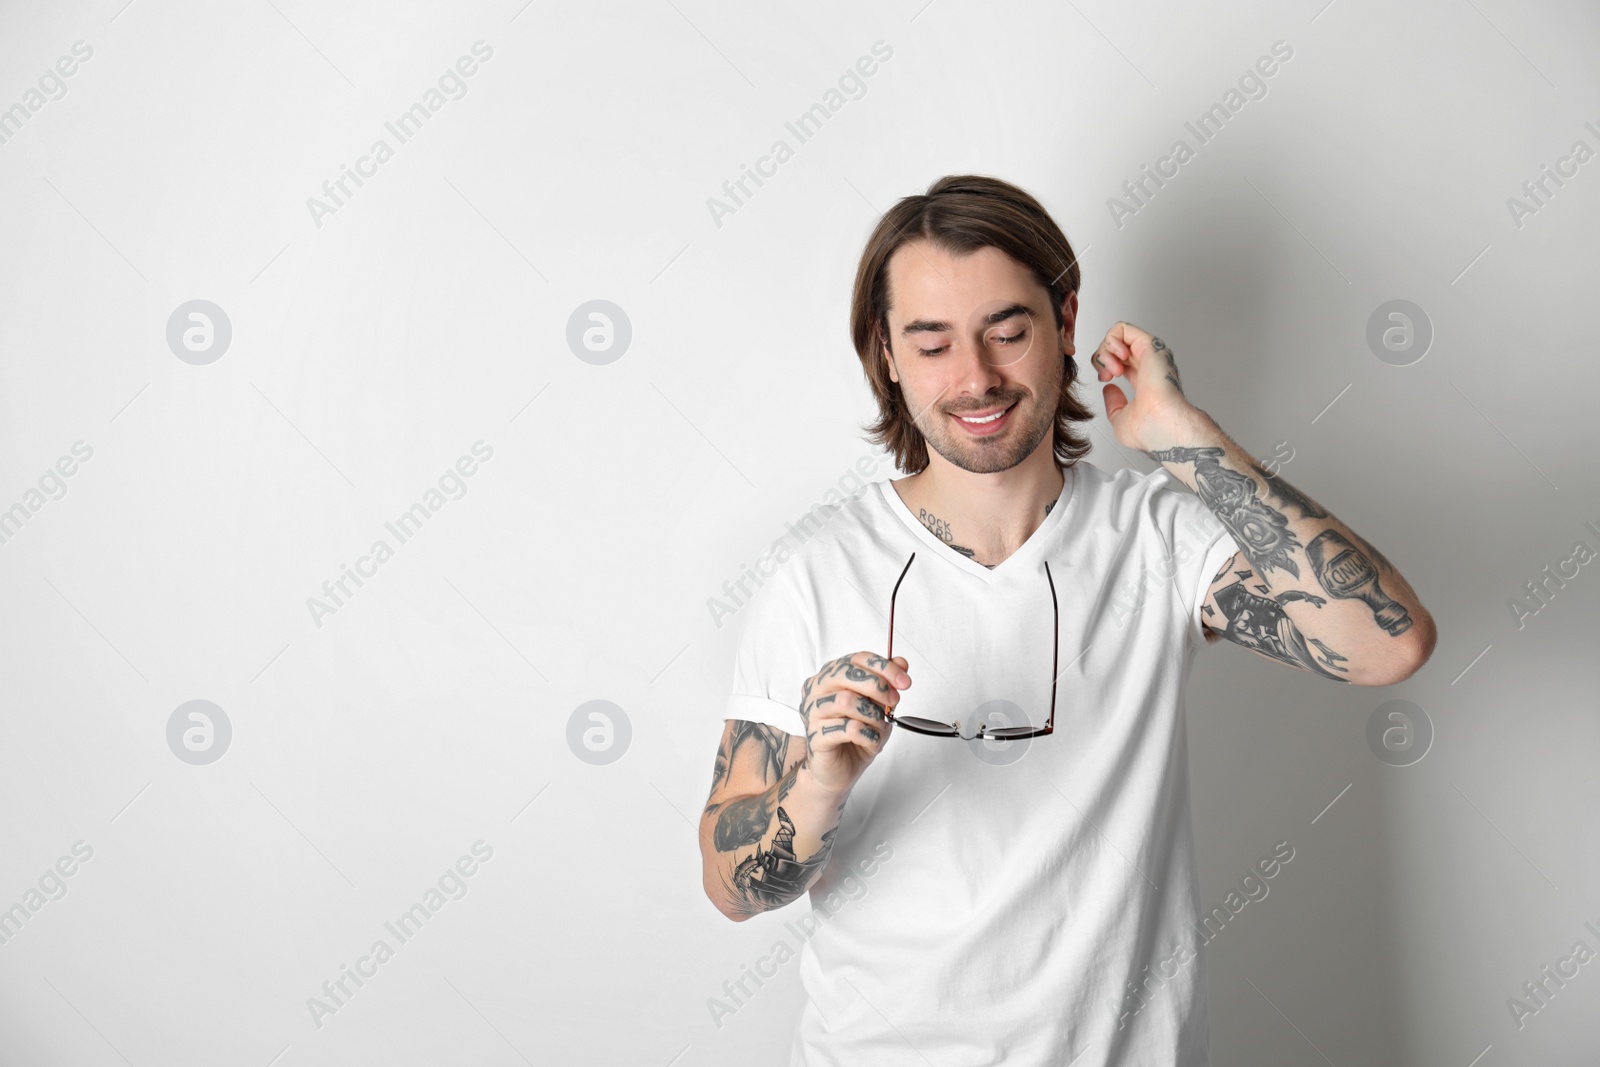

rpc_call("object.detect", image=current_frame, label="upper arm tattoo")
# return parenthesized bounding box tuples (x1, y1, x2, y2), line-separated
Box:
(1201, 556, 1350, 681)
(708, 721, 792, 802)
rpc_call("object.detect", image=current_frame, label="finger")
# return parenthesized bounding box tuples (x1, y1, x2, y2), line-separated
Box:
(1091, 340, 1125, 382)
(833, 652, 906, 703)
(808, 684, 894, 733)
(1110, 321, 1136, 358)
(839, 689, 893, 727)
(1110, 333, 1135, 367)
(1117, 321, 1151, 348)
(809, 715, 889, 757)
(801, 653, 903, 728)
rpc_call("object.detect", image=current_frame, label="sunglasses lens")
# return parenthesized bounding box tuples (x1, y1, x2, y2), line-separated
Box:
(897, 716, 959, 735)
(983, 725, 1038, 740)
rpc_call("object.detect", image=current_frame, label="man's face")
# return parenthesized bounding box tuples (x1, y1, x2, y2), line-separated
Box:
(881, 241, 1076, 475)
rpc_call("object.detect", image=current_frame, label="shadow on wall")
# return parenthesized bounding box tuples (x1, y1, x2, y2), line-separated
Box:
(1119, 170, 1415, 1064)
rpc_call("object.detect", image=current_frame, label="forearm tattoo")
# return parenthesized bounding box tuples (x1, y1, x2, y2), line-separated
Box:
(1305, 529, 1412, 636)
(1247, 458, 1329, 520)
(1146, 445, 1302, 578)
(705, 755, 839, 918)
(722, 807, 838, 918)
(1152, 447, 1413, 638)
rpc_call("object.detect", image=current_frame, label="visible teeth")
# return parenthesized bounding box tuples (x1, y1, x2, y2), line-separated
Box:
(959, 407, 1009, 424)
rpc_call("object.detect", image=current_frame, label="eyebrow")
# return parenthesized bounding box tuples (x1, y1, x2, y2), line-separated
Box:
(898, 302, 1036, 337)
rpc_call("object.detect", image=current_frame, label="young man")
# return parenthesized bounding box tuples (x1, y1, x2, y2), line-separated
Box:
(699, 174, 1435, 1066)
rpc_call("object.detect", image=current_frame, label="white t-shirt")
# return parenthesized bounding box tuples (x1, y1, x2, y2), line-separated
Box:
(720, 459, 1241, 1067)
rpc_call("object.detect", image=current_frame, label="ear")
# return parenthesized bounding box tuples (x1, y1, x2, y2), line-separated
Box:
(1059, 290, 1079, 356)
(881, 330, 899, 384)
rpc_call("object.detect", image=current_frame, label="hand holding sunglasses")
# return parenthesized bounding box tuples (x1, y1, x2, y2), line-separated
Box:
(797, 651, 912, 794)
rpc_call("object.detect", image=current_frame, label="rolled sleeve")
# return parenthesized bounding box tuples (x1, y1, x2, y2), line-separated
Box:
(1191, 532, 1241, 647)
(722, 562, 817, 742)
(1146, 467, 1241, 651)
(723, 691, 806, 736)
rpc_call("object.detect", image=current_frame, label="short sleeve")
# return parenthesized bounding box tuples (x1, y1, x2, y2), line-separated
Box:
(1147, 468, 1241, 650)
(722, 562, 817, 737)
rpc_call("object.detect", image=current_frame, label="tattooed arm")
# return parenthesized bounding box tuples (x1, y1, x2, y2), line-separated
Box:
(700, 722, 843, 921)
(1088, 320, 1436, 686)
(1147, 410, 1437, 685)
(701, 654, 907, 921)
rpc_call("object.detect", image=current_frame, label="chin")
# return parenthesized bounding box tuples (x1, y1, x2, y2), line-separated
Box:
(931, 415, 1050, 474)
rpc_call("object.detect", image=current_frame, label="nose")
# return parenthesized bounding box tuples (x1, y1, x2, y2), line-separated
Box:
(952, 335, 1007, 399)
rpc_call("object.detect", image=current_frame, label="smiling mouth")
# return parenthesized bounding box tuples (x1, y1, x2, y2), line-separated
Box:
(951, 401, 1017, 427)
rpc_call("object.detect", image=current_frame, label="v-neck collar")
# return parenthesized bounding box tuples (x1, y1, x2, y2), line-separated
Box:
(876, 464, 1077, 584)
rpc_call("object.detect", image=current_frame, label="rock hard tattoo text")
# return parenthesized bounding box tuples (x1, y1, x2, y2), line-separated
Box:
(915, 496, 1059, 569)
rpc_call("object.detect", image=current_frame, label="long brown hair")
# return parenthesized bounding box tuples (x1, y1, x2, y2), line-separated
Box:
(849, 174, 1094, 474)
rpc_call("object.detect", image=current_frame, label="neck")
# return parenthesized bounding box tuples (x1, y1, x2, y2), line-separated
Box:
(890, 447, 1065, 569)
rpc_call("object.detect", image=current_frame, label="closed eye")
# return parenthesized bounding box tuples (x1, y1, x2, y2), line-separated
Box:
(918, 331, 1027, 357)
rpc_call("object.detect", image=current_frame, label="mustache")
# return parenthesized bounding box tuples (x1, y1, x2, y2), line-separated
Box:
(945, 394, 1024, 414)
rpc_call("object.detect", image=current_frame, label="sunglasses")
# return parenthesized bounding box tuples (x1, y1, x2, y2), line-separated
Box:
(883, 551, 1058, 739)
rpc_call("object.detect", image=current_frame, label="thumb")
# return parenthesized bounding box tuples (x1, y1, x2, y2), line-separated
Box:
(1103, 382, 1128, 422)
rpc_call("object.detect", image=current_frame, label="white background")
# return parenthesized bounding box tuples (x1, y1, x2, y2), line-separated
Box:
(0, 0, 1596, 1064)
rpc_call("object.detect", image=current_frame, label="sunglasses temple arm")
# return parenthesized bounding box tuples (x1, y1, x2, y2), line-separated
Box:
(887, 553, 915, 663)
(1046, 560, 1059, 733)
